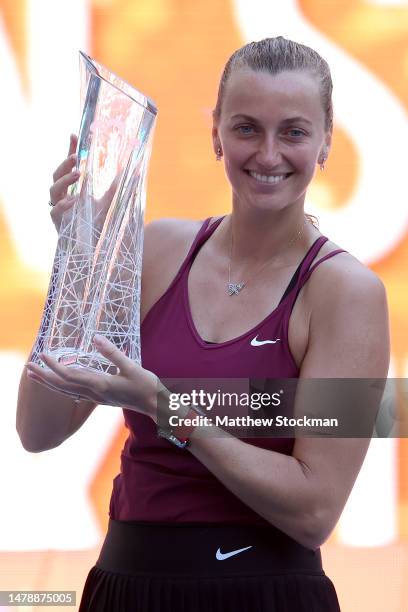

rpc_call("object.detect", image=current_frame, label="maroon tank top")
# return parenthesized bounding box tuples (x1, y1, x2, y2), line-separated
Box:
(109, 216, 346, 525)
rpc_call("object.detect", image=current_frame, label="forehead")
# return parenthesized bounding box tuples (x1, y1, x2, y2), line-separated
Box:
(221, 68, 322, 125)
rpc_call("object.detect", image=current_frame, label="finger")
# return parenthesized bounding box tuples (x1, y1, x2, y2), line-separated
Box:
(38, 353, 90, 385)
(50, 169, 80, 205)
(27, 358, 71, 383)
(50, 194, 77, 224)
(39, 353, 112, 401)
(28, 358, 103, 403)
(26, 361, 80, 394)
(52, 155, 77, 183)
(68, 133, 78, 156)
(93, 335, 132, 374)
(29, 373, 95, 403)
(26, 368, 84, 399)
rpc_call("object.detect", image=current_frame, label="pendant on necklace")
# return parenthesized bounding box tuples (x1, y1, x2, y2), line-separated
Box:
(228, 282, 245, 296)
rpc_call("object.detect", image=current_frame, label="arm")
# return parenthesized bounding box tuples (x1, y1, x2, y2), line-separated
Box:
(16, 373, 97, 453)
(16, 217, 162, 453)
(157, 267, 390, 549)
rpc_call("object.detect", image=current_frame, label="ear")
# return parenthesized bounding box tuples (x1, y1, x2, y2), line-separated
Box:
(318, 130, 332, 163)
(323, 130, 332, 158)
(212, 123, 221, 156)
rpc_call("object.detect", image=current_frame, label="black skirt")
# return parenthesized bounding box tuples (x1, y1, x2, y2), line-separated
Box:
(79, 519, 341, 611)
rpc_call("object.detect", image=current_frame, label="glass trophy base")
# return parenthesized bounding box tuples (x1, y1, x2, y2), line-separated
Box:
(41, 348, 119, 375)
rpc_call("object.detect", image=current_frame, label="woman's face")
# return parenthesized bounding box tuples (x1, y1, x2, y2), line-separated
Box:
(213, 68, 331, 213)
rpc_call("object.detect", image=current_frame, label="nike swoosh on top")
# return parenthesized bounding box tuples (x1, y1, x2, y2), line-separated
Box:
(216, 546, 253, 560)
(251, 335, 281, 346)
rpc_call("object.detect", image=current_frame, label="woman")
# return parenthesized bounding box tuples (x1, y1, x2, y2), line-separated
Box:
(17, 37, 389, 611)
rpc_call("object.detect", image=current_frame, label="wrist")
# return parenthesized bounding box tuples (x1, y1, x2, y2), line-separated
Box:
(171, 404, 202, 440)
(157, 400, 208, 449)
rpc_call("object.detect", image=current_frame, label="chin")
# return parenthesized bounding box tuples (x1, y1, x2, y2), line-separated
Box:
(237, 195, 289, 214)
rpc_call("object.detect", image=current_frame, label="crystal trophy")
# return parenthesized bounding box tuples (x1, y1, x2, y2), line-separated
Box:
(30, 51, 157, 375)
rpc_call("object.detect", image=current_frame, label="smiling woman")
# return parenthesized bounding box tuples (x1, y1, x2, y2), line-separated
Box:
(214, 67, 329, 223)
(17, 36, 389, 612)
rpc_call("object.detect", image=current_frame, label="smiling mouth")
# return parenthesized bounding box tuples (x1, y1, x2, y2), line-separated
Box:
(245, 170, 293, 185)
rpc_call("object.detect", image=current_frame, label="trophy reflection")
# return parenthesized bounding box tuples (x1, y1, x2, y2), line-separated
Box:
(30, 51, 157, 375)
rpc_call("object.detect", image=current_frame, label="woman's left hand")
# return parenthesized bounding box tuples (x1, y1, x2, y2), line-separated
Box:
(25, 335, 158, 418)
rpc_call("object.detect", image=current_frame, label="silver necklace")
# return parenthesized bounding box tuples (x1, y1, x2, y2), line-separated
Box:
(227, 218, 307, 296)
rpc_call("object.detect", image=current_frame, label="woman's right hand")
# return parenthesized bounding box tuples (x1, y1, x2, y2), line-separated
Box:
(49, 134, 80, 233)
(49, 133, 119, 234)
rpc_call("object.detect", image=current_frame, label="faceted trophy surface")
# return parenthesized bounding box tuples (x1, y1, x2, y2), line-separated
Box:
(30, 52, 157, 375)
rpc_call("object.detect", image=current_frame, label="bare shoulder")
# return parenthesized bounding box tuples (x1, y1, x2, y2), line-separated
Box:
(140, 217, 211, 321)
(290, 236, 388, 371)
(304, 239, 389, 372)
(142, 215, 225, 272)
(142, 217, 203, 275)
(143, 217, 203, 256)
(307, 239, 387, 302)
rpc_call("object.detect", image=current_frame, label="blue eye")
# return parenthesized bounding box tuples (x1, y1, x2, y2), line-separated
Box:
(288, 129, 305, 137)
(236, 125, 254, 134)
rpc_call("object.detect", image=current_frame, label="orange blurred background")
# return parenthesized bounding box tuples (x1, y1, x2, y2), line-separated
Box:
(0, 0, 407, 610)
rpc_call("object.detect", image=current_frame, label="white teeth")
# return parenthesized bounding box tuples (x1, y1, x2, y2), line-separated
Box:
(248, 171, 288, 184)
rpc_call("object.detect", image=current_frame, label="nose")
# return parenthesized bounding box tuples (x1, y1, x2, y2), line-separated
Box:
(255, 134, 282, 169)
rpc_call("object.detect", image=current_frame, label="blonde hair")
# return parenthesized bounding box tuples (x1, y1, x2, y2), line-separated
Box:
(213, 36, 333, 133)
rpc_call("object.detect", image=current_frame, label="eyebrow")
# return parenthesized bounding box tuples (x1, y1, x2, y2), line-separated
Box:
(230, 114, 313, 126)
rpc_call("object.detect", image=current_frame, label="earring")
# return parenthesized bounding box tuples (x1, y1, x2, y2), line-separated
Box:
(319, 147, 328, 171)
(216, 147, 222, 161)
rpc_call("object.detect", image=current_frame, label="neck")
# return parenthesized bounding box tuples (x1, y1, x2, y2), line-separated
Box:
(222, 206, 318, 270)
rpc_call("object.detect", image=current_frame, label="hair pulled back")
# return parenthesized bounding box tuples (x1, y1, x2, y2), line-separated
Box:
(213, 36, 333, 134)
(213, 36, 333, 227)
